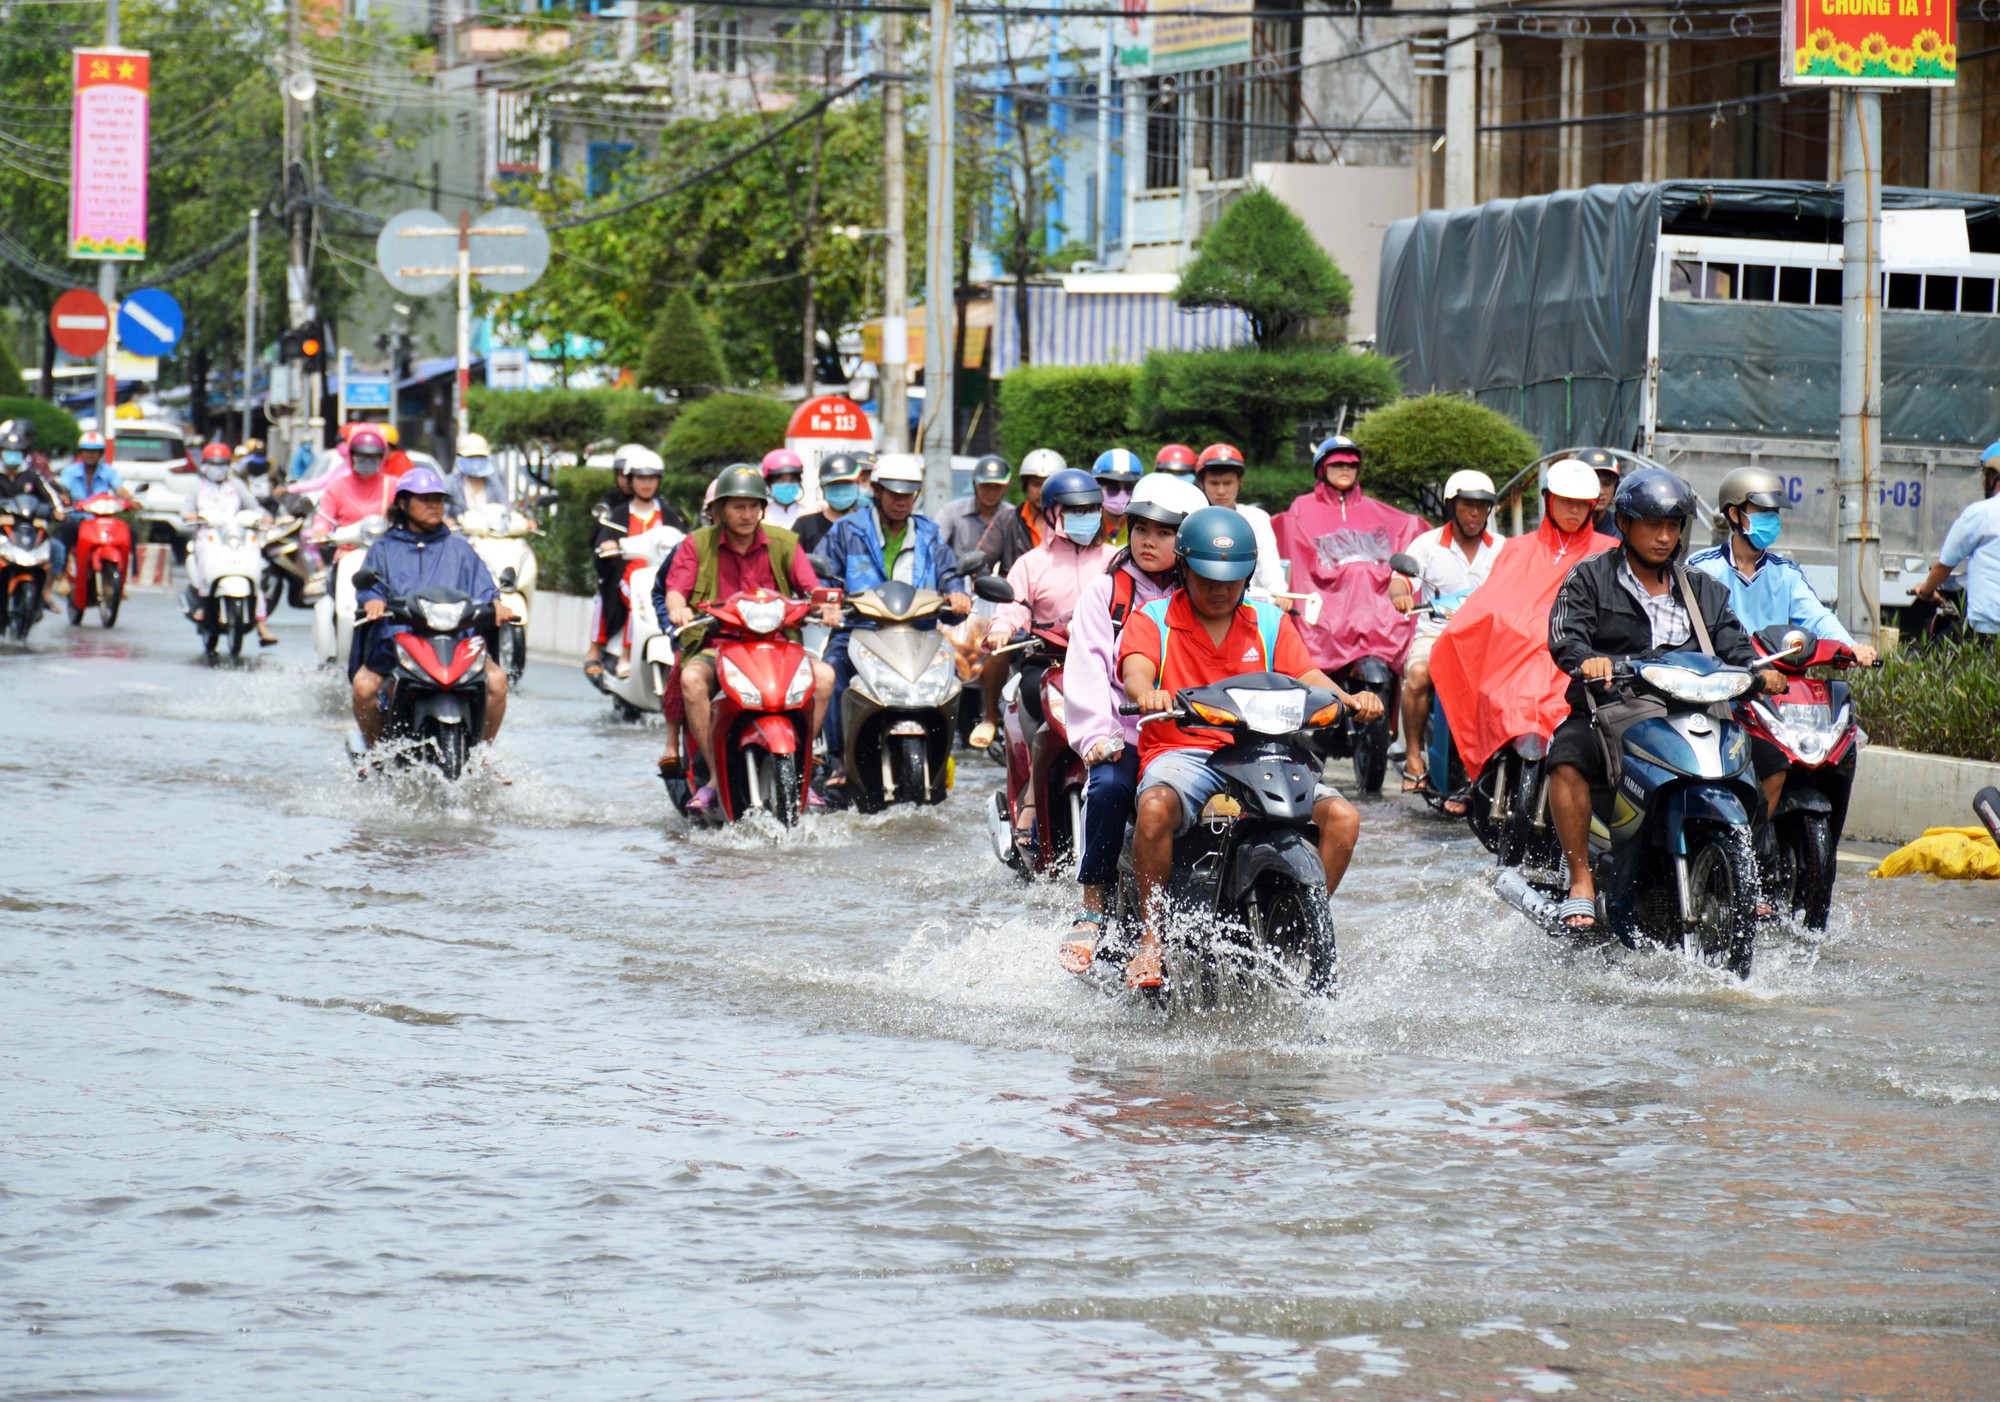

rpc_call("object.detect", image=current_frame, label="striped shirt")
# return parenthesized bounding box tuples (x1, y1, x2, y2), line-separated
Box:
(1616, 557, 1692, 649)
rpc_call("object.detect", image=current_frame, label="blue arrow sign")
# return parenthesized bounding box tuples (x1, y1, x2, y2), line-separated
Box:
(117, 288, 184, 357)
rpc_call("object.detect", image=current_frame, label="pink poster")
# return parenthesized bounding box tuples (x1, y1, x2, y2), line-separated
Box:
(69, 49, 150, 260)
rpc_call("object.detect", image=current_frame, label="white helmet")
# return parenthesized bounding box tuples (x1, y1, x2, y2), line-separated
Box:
(872, 452, 925, 491)
(1020, 448, 1066, 479)
(1442, 469, 1497, 503)
(616, 444, 665, 476)
(1544, 458, 1600, 502)
(457, 431, 492, 457)
(1124, 472, 1207, 528)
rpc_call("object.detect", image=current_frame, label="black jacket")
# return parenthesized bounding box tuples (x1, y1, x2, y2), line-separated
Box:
(592, 496, 688, 552)
(1548, 550, 1756, 713)
(975, 502, 1036, 575)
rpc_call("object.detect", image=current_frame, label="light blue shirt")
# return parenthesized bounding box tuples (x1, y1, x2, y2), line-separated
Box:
(57, 459, 122, 501)
(1938, 493, 2000, 634)
(1688, 542, 1856, 648)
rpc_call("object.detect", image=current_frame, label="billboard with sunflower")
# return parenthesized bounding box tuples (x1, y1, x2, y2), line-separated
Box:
(1785, 0, 1956, 85)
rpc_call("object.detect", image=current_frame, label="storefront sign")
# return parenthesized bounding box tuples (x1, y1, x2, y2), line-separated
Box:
(1150, 0, 1253, 74)
(1785, 0, 1955, 85)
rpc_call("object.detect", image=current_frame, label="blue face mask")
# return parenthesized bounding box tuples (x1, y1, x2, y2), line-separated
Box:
(771, 481, 803, 506)
(0, 451, 21, 469)
(1062, 510, 1102, 545)
(1744, 511, 1782, 551)
(824, 482, 860, 512)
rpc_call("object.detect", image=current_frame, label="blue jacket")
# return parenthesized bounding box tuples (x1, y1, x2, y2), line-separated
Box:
(357, 524, 499, 611)
(819, 507, 955, 596)
(1687, 543, 1855, 648)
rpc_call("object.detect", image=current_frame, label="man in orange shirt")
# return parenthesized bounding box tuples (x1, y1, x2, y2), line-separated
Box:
(1118, 506, 1382, 989)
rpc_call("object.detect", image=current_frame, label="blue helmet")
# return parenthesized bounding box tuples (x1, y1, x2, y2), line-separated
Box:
(1982, 440, 2000, 463)
(1041, 467, 1103, 523)
(1175, 506, 1260, 582)
(1312, 434, 1361, 476)
(1092, 448, 1144, 486)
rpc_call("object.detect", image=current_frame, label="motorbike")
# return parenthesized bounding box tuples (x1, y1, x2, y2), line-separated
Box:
(829, 554, 985, 813)
(260, 501, 314, 614)
(344, 569, 497, 781)
(599, 521, 686, 721)
(983, 608, 1087, 877)
(1735, 624, 1871, 931)
(665, 588, 822, 827)
(0, 493, 53, 642)
(65, 492, 135, 629)
(1493, 649, 1791, 978)
(1081, 673, 1348, 1004)
(313, 515, 388, 670)
(460, 502, 540, 683)
(186, 507, 266, 661)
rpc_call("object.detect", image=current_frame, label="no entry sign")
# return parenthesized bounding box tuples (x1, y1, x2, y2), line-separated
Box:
(50, 288, 111, 359)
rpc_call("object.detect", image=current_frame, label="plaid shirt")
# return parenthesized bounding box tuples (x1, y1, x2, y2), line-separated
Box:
(1616, 557, 1692, 649)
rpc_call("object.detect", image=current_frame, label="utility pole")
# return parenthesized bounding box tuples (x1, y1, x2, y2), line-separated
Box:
(1094, 26, 1111, 266)
(1443, 1, 1477, 207)
(95, 0, 119, 455)
(1836, 90, 1883, 646)
(455, 210, 472, 445)
(919, 0, 955, 507)
(880, 9, 909, 454)
(283, 0, 312, 466)
(243, 208, 258, 438)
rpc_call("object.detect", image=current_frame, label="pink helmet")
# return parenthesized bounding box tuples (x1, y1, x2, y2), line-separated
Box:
(760, 449, 804, 478)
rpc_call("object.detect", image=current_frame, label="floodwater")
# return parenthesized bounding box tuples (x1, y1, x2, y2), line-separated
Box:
(4, 594, 1997, 1401)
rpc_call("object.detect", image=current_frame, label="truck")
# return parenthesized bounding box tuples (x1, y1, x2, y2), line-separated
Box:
(1377, 180, 2000, 610)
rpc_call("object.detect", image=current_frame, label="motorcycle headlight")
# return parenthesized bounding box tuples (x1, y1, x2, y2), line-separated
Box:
(1638, 663, 1755, 704)
(738, 598, 787, 635)
(1768, 699, 1839, 765)
(852, 641, 954, 707)
(1226, 687, 1306, 735)
(783, 655, 814, 707)
(420, 599, 469, 632)
(720, 655, 764, 707)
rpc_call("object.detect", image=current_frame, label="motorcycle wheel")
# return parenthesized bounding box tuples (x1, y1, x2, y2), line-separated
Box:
(262, 569, 285, 617)
(1781, 811, 1836, 932)
(1250, 874, 1338, 996)
(97, 563, 121, 628)
(227, 596, 251, 659)
(1350, 711, 1391, 795)
(65, 579, 85, 627)
(431, 724, 469, 781)
(10, 579, 35, 641)
(1683, 827, 1758, 978)
(764, 751, 802, 828)
(889, 734, 927, 803)
(500, 626, 525, 683)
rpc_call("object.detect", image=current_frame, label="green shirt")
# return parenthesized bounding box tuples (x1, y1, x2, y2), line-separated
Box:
(880, 518, 908, 580)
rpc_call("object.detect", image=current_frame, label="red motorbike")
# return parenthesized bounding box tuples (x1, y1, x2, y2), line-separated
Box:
(667, 587, 823, 827)
(987, 620, 1088, 878)
(1735, 624, 1872, 931)
(65, 492, 135, 628)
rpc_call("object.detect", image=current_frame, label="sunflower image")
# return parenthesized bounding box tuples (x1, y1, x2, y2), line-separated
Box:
(1861, 32, 1890, 62)
(1835, 41, 1863, 74)
(1887, 48, 1916, 75)
(1912, 28, 1943, 60)
(1807, 27, 1838, 59)
(1941, 42, 1958, 69)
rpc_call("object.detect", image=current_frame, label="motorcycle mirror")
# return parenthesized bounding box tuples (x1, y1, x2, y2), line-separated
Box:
(352, 567, 380, 592)
(1778, 627, 1813, 660)
(1387, 552, 1421, 577)
(807, 553, 836, 578)
(953, 549, 988, 578)
(497, 567, 518, 590)
(973, 575, 1015, 604)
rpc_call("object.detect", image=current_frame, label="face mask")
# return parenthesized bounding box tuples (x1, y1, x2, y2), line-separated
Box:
(1062, 510, 1102, 545)
(353, 454, 382, 479)
(201, 463, 228, 483)
(824, 482, 860, 512)
(770, 481, 802, 506)
(459, 457, 491, 479)
(1744, 511, 1782, 551)
(1100, 488, 1132, 515)
(0, 451, 21, 469)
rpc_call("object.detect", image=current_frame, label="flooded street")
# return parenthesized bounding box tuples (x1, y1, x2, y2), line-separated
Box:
(5, 594, 1998, 1399)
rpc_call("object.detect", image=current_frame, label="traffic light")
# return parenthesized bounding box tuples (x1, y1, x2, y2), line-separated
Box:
(280, 321, 326, 374)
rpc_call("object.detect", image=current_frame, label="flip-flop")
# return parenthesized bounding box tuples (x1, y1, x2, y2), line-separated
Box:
(259, 635, 281, 648)
(1400, 767, 1426, 793)
(1124, 943, 1165, 990)
(1058, 912, 1107, 974)
(582, 658, 607, 692)
(1443, 788, 1470, 817)
(969, 720, 998, 749)
(1555, 896, 1600, 935)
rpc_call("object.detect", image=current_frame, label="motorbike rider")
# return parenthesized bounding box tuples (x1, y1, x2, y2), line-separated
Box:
(587, 449, 684, 685)
(1153, 444, 1198, 482)
(977, 447, 1064, 574)
(761, 449, 809, 530)
(185, 443, 280, 647)
(352, 467, 512, 753)
(308, 427, 401, 542)
(1545, 468, 1786, 935)
(660, 464, 837, 812)
(446, 432, 510, 518)
(1390, 469, 1502, 793)
(0, 420, 64, 609)
(1118, 506, 1382, 990)
(1193, 443, 1286, 597)
(1057, 473, 1207, 972)
(56, 432, 135, 577)
(816, 452, 971, 791)
(793, 452, 865, 554)
(936, 454, 1012, 556)
(1092, 448, 1144, 545)
(1576, 447, 1623, 540)
(1910, 442, 2000, 639)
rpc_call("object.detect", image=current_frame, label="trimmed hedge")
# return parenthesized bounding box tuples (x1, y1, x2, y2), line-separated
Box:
(533, 466, 616, 596)
(1132, 345, 1402, 469)
(0, 397, 80, 454)
(995, 365, 1141, 471)
(1849, 637, 2000, 764)
(468, 387, 680, 469)
(1349, 393, 1542, 516)
(0, 340, 25, 397)
(659, 392, 790, 513)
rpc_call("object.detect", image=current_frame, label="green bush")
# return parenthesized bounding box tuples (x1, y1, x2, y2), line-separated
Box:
(994, 365, 1140, 471)
(0, 397, 79, 454)
(1349, 393, 1542, 515)
(1132, 346, 1401, 469)
(1848, 637, 2000, 763)
(1176, 189, 1353, 349)
(598, 389, 678, 448)
(659, 392, 790, 514)
(638, 288, 725, 397)
(0, 340, 25, 397)
(533, 466, 616, 596)
(468, 387, 607, 465)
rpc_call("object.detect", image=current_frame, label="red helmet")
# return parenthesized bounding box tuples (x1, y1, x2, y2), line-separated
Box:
(200, 442, 233, 464)
(1155, 443, 1197, 470)
(1195, 443, 1246, 474)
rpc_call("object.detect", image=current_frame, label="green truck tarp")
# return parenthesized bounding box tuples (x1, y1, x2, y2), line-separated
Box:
(1376, 180, 2000, 452)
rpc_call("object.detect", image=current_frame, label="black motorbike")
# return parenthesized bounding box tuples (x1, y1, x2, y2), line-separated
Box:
(347, 570, 496, 781)
(0, 493, 53, 643)
(1092, 672, 1348, 1005)
(1314, 656, 1396, 795)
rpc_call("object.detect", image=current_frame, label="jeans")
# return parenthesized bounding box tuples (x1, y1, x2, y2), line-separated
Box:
(822, 632, 854, 757)
(1076, 746, 1139, 887)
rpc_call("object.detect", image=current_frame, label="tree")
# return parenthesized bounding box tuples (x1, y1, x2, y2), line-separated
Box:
(1350, 394, 1541, 514)
(638, 288, 725, 398)
(1174, 190, 1353, 351)
(1132, 345, 1401, 467)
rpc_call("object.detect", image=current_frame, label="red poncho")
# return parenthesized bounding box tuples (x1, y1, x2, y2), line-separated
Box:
(1274, 482, 1429, 673)
(1429, 515, 1614, 779)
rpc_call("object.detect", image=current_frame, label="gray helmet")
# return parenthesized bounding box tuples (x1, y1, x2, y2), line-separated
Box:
(970, 453, 1011, 486)
(0, 420, 32, 453)
(1717, 465, 1789, 513)
(712, 463, 769, 503)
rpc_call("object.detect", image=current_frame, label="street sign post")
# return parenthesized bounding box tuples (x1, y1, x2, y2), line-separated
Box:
(50, 289, 111, 360)
(116, 287, 183, 358)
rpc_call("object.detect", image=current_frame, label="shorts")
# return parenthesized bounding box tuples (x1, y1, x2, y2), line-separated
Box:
(1406, 631, 1437, 672)
(1141, 746, 1341, 835)
(1547, 710, 1788, 788)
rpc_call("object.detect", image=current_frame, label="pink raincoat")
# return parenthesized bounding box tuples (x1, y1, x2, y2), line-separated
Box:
(310, 467, 403, 541)
(989, 536, 1113, 637)
(1274, 481, 1429, 673)
(1065, 559, 1172, 760)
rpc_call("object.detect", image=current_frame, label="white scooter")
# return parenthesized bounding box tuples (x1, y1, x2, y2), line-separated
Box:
(600, 522, 686, 722)
(460, 502, 538, 683)
(312, 515, 388, 671)
(186, 507, 266, 661)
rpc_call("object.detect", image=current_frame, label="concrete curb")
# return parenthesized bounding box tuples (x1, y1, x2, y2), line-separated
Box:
(1846, 744, 2000, 844)
(525, 590, 596, 661)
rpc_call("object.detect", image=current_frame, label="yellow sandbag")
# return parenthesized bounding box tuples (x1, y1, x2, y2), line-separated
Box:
(1871, 826, 2000, 879)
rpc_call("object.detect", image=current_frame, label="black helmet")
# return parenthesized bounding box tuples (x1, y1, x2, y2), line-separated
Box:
(1041, 467, 1103, 519)
(970, 453, 1011, 486)
(1613, 467, 1694, 524)
(0, 419, 32, 453)
(819, 452, 863, 484)
(1574, 447, 1620, 477)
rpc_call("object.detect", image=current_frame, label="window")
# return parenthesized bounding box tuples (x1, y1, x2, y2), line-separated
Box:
(586, 141, 635, 198)
(694, 18, 739, 73)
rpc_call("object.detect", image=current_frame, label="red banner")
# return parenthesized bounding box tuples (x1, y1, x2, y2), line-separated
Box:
(1784, 0, 1955, 86)
(69, 48, 150, 259)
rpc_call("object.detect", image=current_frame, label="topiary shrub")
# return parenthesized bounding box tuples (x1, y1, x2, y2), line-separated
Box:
(1350, 393, 1541, 515)
(533, 465, 616, 596)
(659, 392, 790, 514)
(638, 288, 725, 398)
(468, 387, 606, 470)
(598, 389, 678, 448)
(1175, 189, 1353, 349)
(0, 397, 80, 454)
(0, 340, 26, 397)
(1132, 345, 1401, 469)
(994, 365, 1141, 472)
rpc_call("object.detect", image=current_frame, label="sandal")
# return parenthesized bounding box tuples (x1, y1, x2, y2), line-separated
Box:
(1124, 942, 1165, 991)
(657, 755, 682, 786)
(969, 720, 998, 750)
(1400, 766, 1426, 794)
(1555, 896, 1600, 935)
(1058, 911, 1107, 974)
(583, 657, 606, 690)
(1443, 788, 1470, 818)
